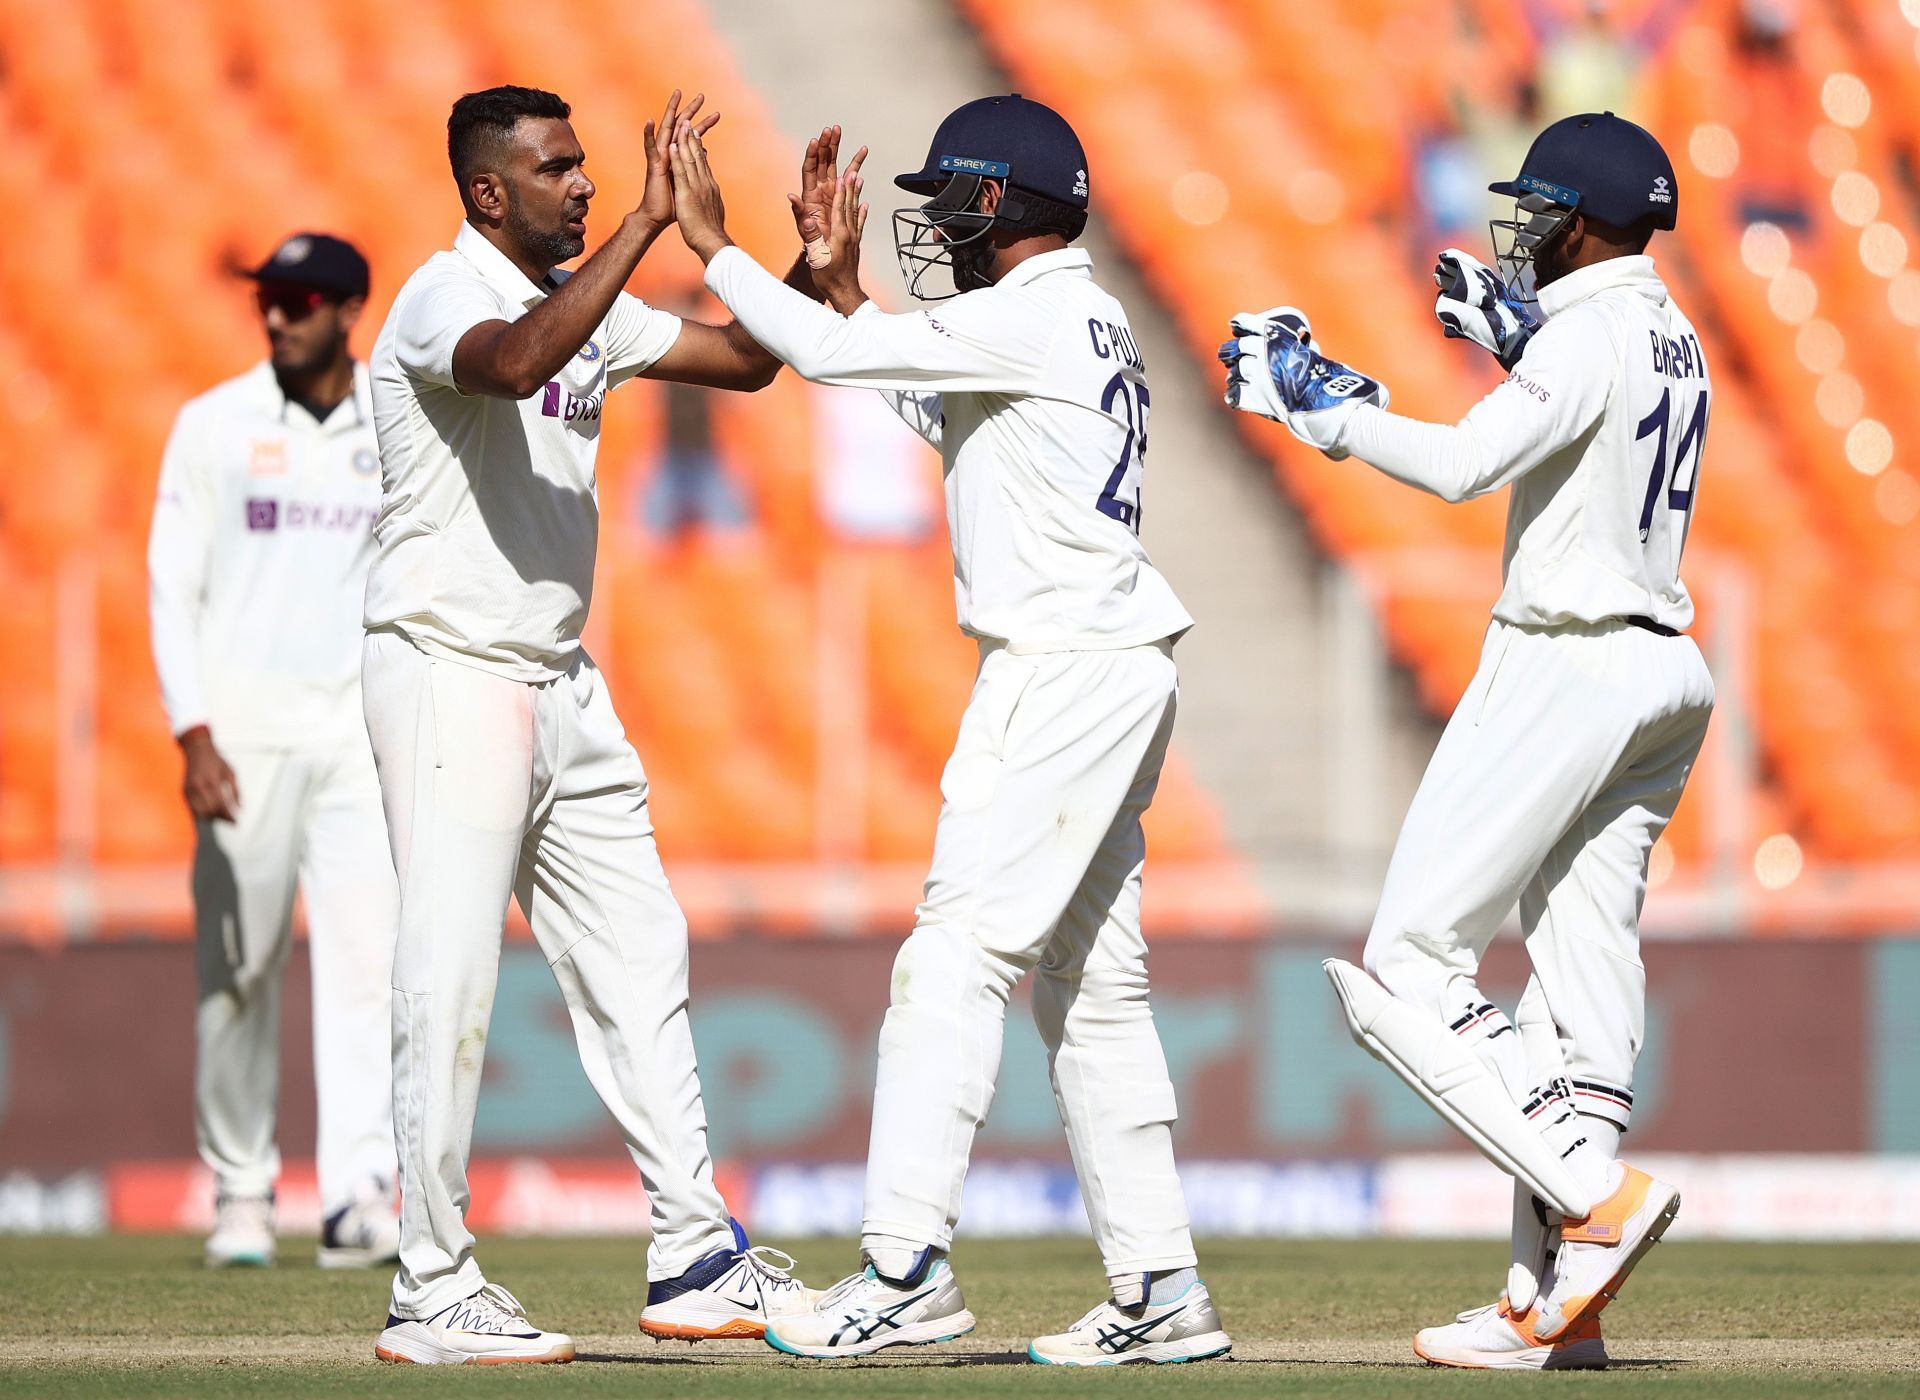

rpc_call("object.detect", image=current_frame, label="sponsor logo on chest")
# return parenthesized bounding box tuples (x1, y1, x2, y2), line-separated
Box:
(244, 498, 378, 533)
(541, 380, 604, 423)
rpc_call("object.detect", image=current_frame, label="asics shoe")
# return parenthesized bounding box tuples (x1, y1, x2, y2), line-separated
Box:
(639, 1220, 817, 1340)
(764, 1254, 974, 1358)
(1531, 1163, 1680, 1341)
(375, 1282, 574, 1365)
(316, 1187, 400, 1270)
(1415, 1297, 1608, 1370)
(205, 1193, 275, 1269)
(1027, 1279, 1232, 1366)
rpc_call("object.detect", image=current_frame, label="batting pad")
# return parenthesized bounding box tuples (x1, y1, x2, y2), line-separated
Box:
(1322, 959, 1593, 1219)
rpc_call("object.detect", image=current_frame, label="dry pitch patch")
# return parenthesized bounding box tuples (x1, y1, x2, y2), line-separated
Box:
(1, 1235, 1915, 1397)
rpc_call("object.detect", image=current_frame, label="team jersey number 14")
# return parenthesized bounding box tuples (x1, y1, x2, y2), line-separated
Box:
(1096, 371, 1150, 532)
(1635, 385, 1708, 547)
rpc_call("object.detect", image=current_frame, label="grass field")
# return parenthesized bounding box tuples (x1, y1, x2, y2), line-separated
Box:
(2, 1235, 1915, 1397)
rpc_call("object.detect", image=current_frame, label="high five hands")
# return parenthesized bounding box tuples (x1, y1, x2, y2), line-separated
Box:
(669, 117, 871, 313)
(639, 90, 720, 231)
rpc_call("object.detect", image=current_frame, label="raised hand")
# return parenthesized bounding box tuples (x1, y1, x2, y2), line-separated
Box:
(813, 168, 870, 313)
(667, 118, 732, 262)
(1433, 247, 1536, 370)
(789, 125, 867, 267)
(640, 89, 720, 230)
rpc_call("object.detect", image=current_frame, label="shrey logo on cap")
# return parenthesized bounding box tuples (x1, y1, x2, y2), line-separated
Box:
(1650, 175, 1673, 205)
(273, 236, 313, 265)
(940, 154, 1011, 178)
(1073, 167, 1088, 198)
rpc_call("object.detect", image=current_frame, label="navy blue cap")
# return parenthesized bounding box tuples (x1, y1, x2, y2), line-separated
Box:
(1490, 112, 1677, 231)
(244, 232, 370, 297)
(896, 94, 1090, 212)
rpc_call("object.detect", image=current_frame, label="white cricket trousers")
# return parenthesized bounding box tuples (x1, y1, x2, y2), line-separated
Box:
(863, 639, 1198, 1277)
(1363, 619, 1715, 1132)
(361, 630, 734, 1320)
(193, 737, 399, 1216)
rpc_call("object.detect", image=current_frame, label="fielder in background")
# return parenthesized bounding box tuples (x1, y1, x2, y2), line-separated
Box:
(667, 96, 1233, 1367)
(362, 85, 826, 1367)
(147, 232, 401, 1271)
(1223, 112, 1712, 1370)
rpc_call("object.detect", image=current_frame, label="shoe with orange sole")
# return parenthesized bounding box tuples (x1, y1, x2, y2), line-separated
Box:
(638, 1221, 818, 1340)
(1414, 1297, 1608, 1369)
(1531, 1162, 1681, 1341)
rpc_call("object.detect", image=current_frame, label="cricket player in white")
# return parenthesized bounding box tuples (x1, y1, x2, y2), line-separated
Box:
(363, 86, 825, 1366)
(666, 96, 1232, 1367)
(148, 232, 400, 1271)
(1223, 113, 1713, 1370)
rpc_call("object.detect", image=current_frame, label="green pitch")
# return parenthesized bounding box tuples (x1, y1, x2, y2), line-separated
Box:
(1, 1235, 1915, 1397)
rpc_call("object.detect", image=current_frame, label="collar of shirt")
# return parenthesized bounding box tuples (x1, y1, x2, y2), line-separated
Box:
(243, 359, 374, 432)
(1536, 253, 1664, 321)
(453, 219, 554, 309)
(990, 246, 1093, 291)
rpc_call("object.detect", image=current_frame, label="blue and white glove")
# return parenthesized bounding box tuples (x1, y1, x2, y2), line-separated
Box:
(1219, 306, 1389, 459)
(1433, 248, 1537, 371)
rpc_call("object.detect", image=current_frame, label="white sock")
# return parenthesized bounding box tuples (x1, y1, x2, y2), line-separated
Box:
(862, 1235, 938, 1285)
(1579, 1112, 1623, 1163)
(1536, 1096, 1613, 1200)
(1109, 1266, 1197, 1311)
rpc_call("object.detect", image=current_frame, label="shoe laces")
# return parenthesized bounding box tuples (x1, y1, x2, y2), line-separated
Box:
(736, 1245, 805, 1293)
(1070, 1298, 1121, 1332)
(817, 1267, 887, 1312)
(465, 1283, 531, 1329)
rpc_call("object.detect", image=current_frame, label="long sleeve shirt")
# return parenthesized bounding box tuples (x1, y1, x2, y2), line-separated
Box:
(147, 361, 383, 748)
(705, 244, 1192, 652)
(1342, 255, 1709, 631)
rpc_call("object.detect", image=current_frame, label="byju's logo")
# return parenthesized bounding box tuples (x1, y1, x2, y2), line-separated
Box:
(540, 381, 603, 423)
(245, 498, 279, 531)
(1650, 175, 1673, 205)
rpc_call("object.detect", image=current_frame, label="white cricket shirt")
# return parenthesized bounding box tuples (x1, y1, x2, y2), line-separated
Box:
(705, 245, 1193, 651)
(365, 222, 682, 681)
(1343, 255, 1709, 631)
(148, 360, 382, 748)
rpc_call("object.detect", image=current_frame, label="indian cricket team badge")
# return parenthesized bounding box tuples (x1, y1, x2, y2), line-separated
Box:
(248, 438, 289, 476)
(576, 339, 601, 362)
(351, 446, 378, 476)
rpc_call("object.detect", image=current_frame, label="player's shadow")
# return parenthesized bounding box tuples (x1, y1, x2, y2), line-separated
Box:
(576, 1349, 1030, 1367)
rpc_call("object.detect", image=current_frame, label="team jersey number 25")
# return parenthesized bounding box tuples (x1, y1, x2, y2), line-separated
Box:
(1096, 371, 1150, 532)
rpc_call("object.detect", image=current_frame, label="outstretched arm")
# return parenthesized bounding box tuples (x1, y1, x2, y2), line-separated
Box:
(669, 125, 1043, 389)
(1343, 318, 1611, 502)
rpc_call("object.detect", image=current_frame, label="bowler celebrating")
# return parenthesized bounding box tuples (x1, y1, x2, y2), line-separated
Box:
(667, 96, 1232, 1366)
(1222, 112, 1712, 1369)
(363, 85, 820, 1365)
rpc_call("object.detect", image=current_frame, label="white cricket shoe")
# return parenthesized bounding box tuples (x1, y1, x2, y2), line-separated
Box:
(1530, 1162, 1680, 1341)
(205, 1194, 275, 1268)
(763, 1259, 975, 1358)
(1027, 1280, 1233, 1366)
(1415, 1297, 1608, 1370)
(316, 1189, 400, 1270)
(375, 1282, 574, 1365)
(639, 1222, 817, 1340)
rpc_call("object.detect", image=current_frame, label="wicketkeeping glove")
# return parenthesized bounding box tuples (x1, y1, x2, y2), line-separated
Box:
(1219, 306, 1389, 459)
(1433, 248, 1537, 371)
